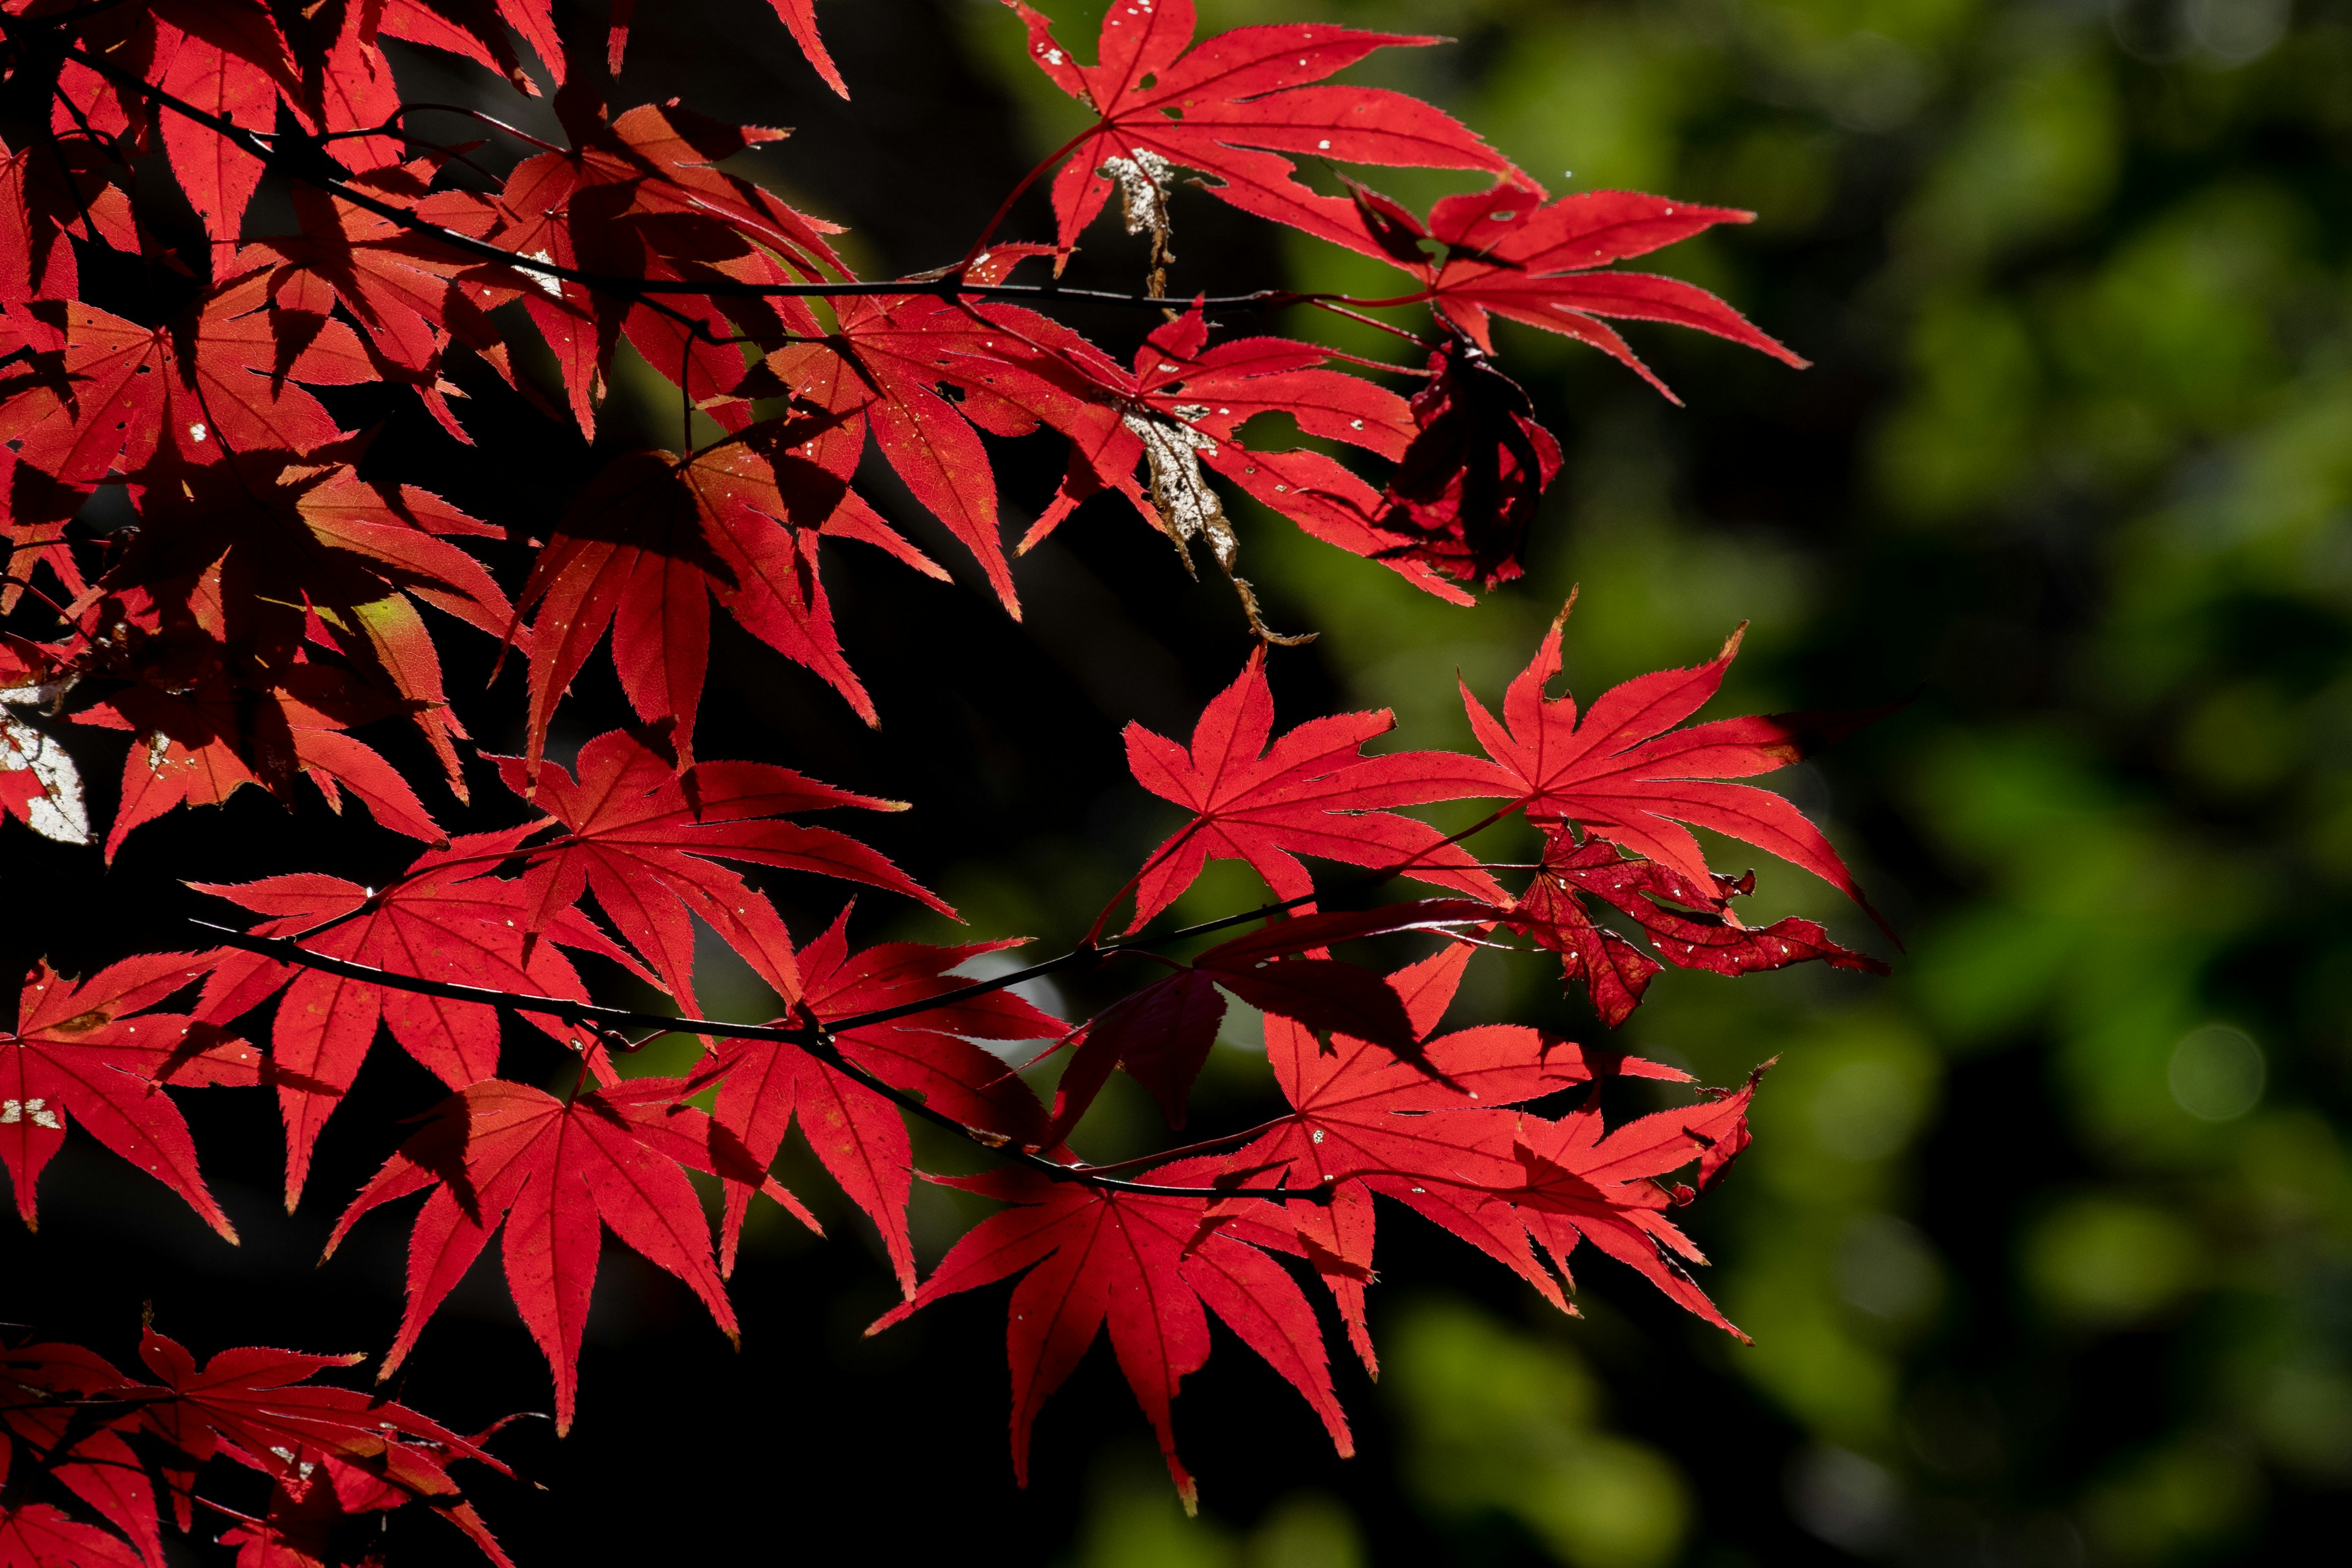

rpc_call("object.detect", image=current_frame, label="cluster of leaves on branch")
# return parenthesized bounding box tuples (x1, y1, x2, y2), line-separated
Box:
(0, 0, 1883, 1555)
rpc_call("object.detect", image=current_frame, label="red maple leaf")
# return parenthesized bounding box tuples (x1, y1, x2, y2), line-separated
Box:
(869, 1160, 1351, 1510)
(514, 444, 888, 765)
(688, 904, 1061, 1284)
(6, 281, 374, 488)
(1006, 0, 1510, 258)
(369, 0, 564, 95)
(193, 829, 645, 1207)
(214, 1441, 513, 1568)
(154, 14, 287, 246)
(1118, 647, 1504, 932)
(325, 1075, 799, 1434)
(489, 729, 948, 1011)
(0, 1341, 160, 1566)
(481, 102, 844, 439)
(0, 1504, 143, 1568)
(1044, 899, 1502, 1142)
(761, 271, 1066, 616)
(1504, 1065, 1767, 1338)
(107, 452, 517, 797)
(986, 305, 1473, 602)
(1372, 335, 1562, 591)
(1224, 943, 1673, 1359)
(1463, 600, 1885, 919)
(64, 575, 458, 861)
(1338, 174, 1806, 398)
(131, 1327, 504, 1530)
(1511, 831, 1887, 1028)
(230, 168, 527, 434)
(0, 952, 258, 1242)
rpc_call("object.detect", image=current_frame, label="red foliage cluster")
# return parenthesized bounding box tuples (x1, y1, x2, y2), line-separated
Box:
(0, 1325, 510, 1566)
(0, 0, 1879, 1553)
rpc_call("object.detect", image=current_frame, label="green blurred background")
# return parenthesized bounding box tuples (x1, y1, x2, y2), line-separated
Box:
(942, 1, 2352, 1562)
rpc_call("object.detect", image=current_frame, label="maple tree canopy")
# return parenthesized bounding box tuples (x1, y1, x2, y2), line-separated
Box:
(0, 0, 1888, 1556)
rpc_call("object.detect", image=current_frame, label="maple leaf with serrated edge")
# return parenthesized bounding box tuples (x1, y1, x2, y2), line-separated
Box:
(1463, 600, 1888, 925)
(1510, 831, 1887, 1028)
(0, 1504, 143, 1568)
(214, 1441, 514, 1568)
(2, 279, 374, 489)
(514, 444, 883, 767)
(325, 1075, 809, 1434)
(763, 293, 1037, 616)
(483, 102, 845, 440)
(154, 14, 285, 246)
(868, 1158, 1350, 1511)
(0, 1342, 160, 1567)
(1044, 899, 1506, 1142)
(369, 0, 564, 96)
(1220, 943, 1683, 1365)
(0, 953, 258, 1242)
(192, 829, 649, 1208)
(1503, 1063, 1768, 1339)
(687, 903, 1060, 1284)
(130, 1326, 507, 1533)
(1120, 647, 1505, 933)
(989, 304, 1476, 605)
(1006, 0, 1510, 261)
(107, 452, 516, 797)
(489, 730, 949, 1012)
(1337, 174, 1806, 399)
(230, 168, 529, 436)
(78, 635, 446, 863)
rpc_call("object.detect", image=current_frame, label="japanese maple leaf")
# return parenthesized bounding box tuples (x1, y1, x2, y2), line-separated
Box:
(1120, 647, 1504, 932)
(130, 1326, 505, 1533)
(688, 903, 1061, 1283)
(369, 0, 564, 95)
(154, 14, 289, 246)
(0, 1504, 142, 1568)
(1005, 303, 1411, 541)
(0, 952, 258, 1242)
(869, 1160, 1351, 1509)
(217, 1444, 513, 1568)
(232, 172, 524, 431)
(1046, 899, 1504, 1141)
(1226, 944, 1679, 1359)
(1338, 175, 1806, 398)
(7, 280, 374, 486)
(0, 1342, 159, 1566)
(1372, 335, 1562, 590)
(193, 829, 644, 1207)
(1463, 600, 1885, 920)
(110, 452, 516, 793)
(484, 102, 843, 438)
(1006, 0, 1510, 258)
(764, 292, 1041, 615)
(75, 608, 447, 861)
(1504, 1065, 1766, 1338)
(325, 1076, 799, 1434)
(47, 4, 302, 249)
(284, 1, 406, 176)
(488, 729, 949, 1012)
(1512, 831, 1887, 1028)
(984, 304, 1474, 600)
(514, 443, 884, 768)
